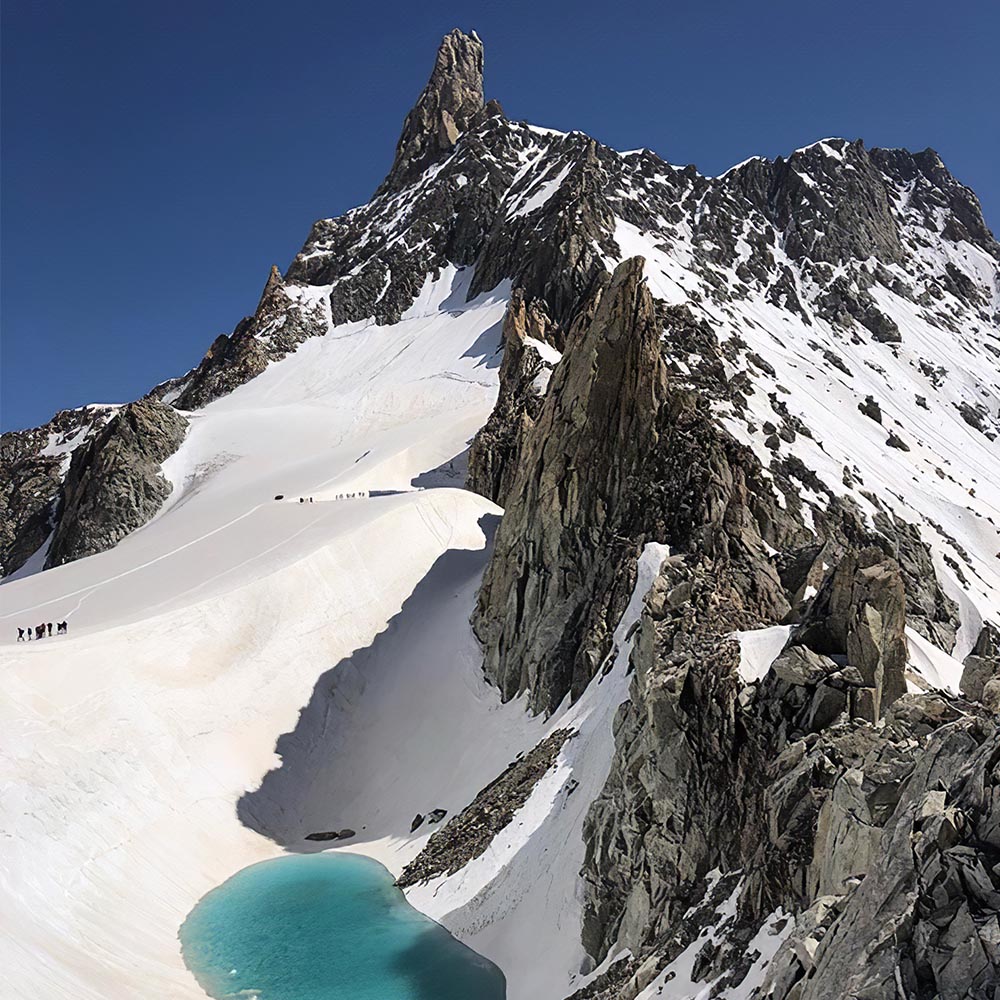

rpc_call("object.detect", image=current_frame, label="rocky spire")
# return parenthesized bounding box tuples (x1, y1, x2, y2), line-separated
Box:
(375, 29, 486, 196)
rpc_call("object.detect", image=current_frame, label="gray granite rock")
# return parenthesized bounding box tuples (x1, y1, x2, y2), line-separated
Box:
(45, 400, 188, 567)
(375, 29, 486, 196)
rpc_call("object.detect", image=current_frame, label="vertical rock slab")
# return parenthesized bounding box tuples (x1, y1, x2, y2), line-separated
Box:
(473, 258, 668, 714)
(45, 400, 188, 567)
(962, 623, 1000, 702)
(375, 29, 485, 196)
(846, 552, 908, 719)
(466, 288, 557, 505)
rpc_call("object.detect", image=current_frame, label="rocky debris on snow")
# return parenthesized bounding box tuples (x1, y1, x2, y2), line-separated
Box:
(886, 430, 910, 451)
(45, 401, 188, 568)
(858, 395, 882, 423)
(304, 828, 355, 842)
(957, 400, 995, 438)
(815, 275, 901, 344)
(396, 728, 574, 888)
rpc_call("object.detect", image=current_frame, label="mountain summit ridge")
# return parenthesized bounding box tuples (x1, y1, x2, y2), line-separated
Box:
(376, 28, 490, 195)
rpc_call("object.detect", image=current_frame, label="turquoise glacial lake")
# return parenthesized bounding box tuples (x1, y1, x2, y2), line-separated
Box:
(179, 853, 505, 1000)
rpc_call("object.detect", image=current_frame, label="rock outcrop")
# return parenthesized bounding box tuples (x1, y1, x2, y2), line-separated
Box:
(167, 265, 328, 411)
(4, 29, 999, 999)
(0, 406, 114, 576)
(466, 288, 559, 504)
(397, 728, 574, 888)
(791, 546, 908, 721)
(45, 400, 188, 567)
(376, 29, 487, 196)
(764, 715, 1000, 1000)
(963, 622, 1000, 703)
(473, 259, 671, 714)
(1, 425, 68, 576)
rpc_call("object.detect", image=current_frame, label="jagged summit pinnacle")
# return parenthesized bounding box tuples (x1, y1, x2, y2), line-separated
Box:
(376, 28, 490, 196)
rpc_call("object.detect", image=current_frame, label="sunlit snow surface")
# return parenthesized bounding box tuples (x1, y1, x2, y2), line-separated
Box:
(0, 267, 518, 999)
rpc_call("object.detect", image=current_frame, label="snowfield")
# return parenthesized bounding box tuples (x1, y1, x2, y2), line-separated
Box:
(0, 269, 541, 999)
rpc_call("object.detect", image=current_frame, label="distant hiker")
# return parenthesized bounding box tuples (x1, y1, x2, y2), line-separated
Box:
(17, 628, 25, 642)
(35, 625, 44, 640)
(46, 622, 53, 637)
(299, 497, 304, 504)
(309, 497, 314, 503)
(58, 621, 68, 635)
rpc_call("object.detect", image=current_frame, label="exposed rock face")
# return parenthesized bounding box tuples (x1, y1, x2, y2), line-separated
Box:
(5, 30, 999, 999)
(376, 29, 486, 196)
(764, 716, 1000, 1000)
(767, 140, 904, 265)
(468, 137, 618, 324)
(45, 401, 188, 567)
(791, 546, 907, 720)
(963, 622, 1000, 702)
(473, 259, 671, 714)
(0, 406, 114, 576)
(871, 509, 960, 652)
(397, 728, 573, 888)
(580, 559, 783, 963)
(845, 553, 908, 718)
(466, 288, 559, 504)
(576, 546, 998, 996)
(1, 428, 66, 575)
(165, 265, 328, 411)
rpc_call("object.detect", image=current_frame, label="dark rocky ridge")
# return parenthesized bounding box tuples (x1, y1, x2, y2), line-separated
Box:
(397, 728, 574, 888)
(45, 400, 188, 568)
(151, 38, 999, 427)
(0, 406, 114, 576)
(473, 259, 676, 714)
(466, 287, 560, 504)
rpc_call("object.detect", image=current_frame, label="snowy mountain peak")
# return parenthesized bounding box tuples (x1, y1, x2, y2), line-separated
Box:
(376, 27, 490, 196)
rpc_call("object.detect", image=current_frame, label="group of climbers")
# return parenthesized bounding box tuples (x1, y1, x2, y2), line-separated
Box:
(16, 621, 67, 641)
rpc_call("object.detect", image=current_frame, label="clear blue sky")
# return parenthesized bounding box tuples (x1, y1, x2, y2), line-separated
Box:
(2, 0, 997, 431)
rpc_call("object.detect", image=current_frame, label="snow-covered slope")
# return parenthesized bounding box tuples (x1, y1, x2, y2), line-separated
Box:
(0, 269, 516, 998)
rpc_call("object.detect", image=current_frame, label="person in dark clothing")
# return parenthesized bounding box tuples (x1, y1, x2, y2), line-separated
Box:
(35, 625, 45, 640)
(58, 621, 68, 634)
(17, 627, 25, 641)
(46, 622, 53, 637)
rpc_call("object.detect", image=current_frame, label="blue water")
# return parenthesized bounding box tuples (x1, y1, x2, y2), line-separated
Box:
(179, 853, 505, 1000)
